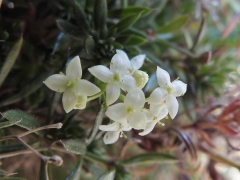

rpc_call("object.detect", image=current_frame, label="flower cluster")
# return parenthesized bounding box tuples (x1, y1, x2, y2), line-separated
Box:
(43, 50, 187, 144)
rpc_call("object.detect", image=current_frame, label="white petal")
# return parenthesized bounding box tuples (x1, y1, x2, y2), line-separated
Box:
(166, 95, 179, 119)
(99, 122, 120, 131)
(144, 109, 154, 122)
(139, 122, 156, 136)
(122, 123, 132, 131)
(124, 88, 145, 110)
(128, 112, 146, 130)
(150, 103, 167, 117)
(106, 82, 120, 105)
(66, 56, 82, 80)
(148, 87, 167, 105)
(62, 89, 78, 113)
(172, 80, 187, 97)
(156, 66, 171, 87)
(116, 49, 130, 64)
(105, 103, 127, 122)
(43, 74, 68, 92)
(156, 107, 168, 121)
(130, 54, 145, 70)
(74, 79, 100, 96)
(88, 65, 113, 83)
(120, 75, 137, 92)
(103, 131, 120, 144)
(110, 53, 130, 74)
(74, 95, 87, 109)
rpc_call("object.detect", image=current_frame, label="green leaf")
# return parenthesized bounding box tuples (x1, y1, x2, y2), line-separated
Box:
(156, 14, 190, 34)
(94, 0, 107, 32)
(0, 37, 23, 87)
(98, 169, 116, 180)
(123, 27, 147, 38)
(84, 36, 96, 58)
(109, 40, 123, 49)
(1, 110, 40, 130)
(200, 146, 240, 169)
(61, 139, 87, 155)
(117, 35, 147, 46)
(111, 13, 142, 34)
(118, 153, 178, 166)
(108, 6, 151, 19)
(66, 158, 83, 180)
(73, 1, 90, 35)
(56, 19, 85, 39)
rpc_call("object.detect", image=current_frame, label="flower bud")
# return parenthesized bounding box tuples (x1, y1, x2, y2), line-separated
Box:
(48, 155, 63, 166)
(132, 70, 149, 89)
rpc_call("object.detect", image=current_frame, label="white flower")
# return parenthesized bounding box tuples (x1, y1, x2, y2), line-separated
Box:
(116, 50, 146, 74)
(88, 51, 137, 105)
(105, 88, 147, 130)
(99, 120, 132, 144)
(139, 104, 168, 136)
(148, 67, 187, 119)
(43, 56, 100, 113)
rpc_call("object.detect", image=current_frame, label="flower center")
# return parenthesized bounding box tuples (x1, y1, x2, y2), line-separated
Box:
(166, 87, 173, 94)
(67, 80, 75, 88)
(126, 107, 134, 114)
(75, 95, 87, 109)
(112, 73, 120, 82)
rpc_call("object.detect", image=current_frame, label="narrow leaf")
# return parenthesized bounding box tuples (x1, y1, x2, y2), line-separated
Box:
(61, 139, 87, 155)
(119, 153, 178, 165)
(0, 37, 23, 87)
(94, 0, 107, 32)
(111, 13, 142, 34)
(56, 19, 86, 39)
(109, 41, 123, 49)
(84, 36, 96, 58)
(123, 28, 147, 38)
(108, 7, 151, 18)
(156, 14, 190, 34)
(199, 145, 240, 169)
(1, 110, 40, 130)
(98, 169, 116, 180)
(66, 158, 83, 180)
(117, 35, 147, 46)
(73, 1, 90, 34)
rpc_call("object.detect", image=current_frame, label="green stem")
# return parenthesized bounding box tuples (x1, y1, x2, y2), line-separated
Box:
(87, 82, 107, 102)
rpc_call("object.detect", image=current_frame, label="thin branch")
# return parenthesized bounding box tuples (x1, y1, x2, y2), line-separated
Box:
(190, 17, 205, 52)
(0, 123, 62, 142)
